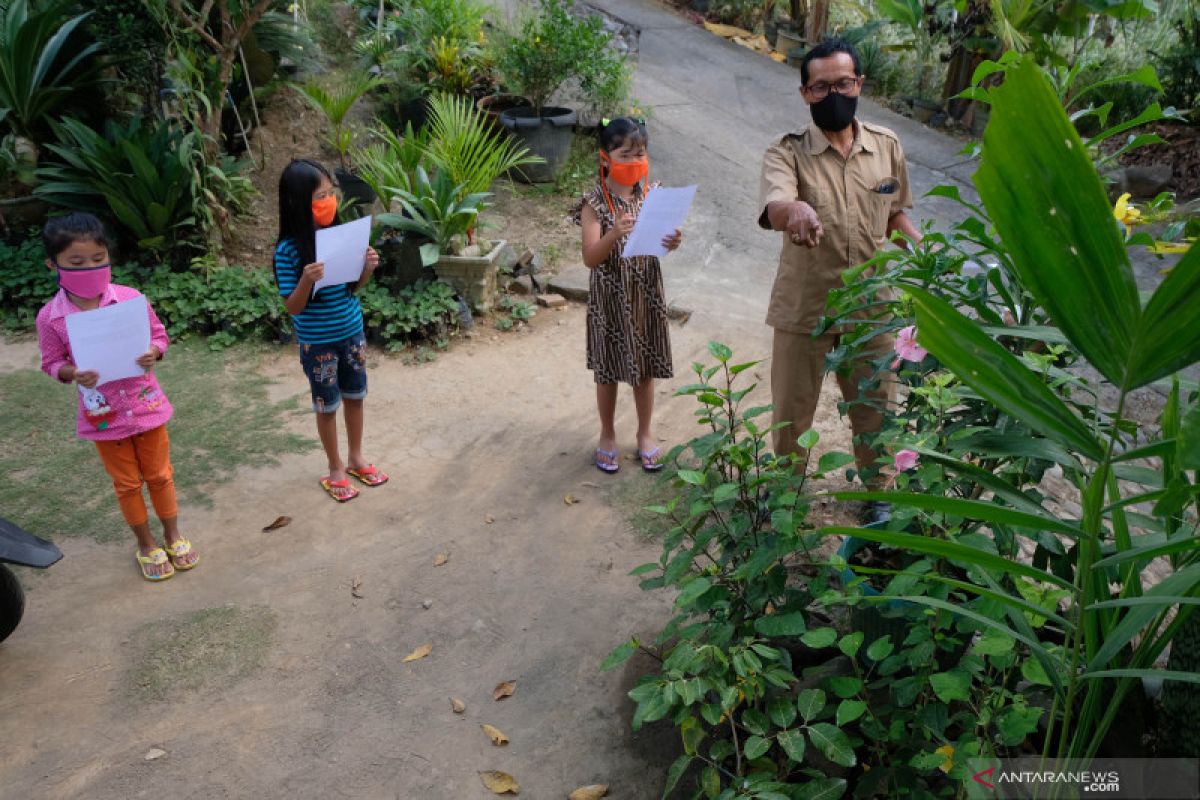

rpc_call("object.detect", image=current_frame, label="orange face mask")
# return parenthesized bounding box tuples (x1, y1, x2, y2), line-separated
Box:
(600, 151, 649, 187)
(311, 196, 337, 227)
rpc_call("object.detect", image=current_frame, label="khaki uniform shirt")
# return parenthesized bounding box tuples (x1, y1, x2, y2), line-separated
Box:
(757, 121, 913, 333)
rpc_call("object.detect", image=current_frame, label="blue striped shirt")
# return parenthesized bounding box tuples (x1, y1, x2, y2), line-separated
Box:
(274, 238, 363, 344)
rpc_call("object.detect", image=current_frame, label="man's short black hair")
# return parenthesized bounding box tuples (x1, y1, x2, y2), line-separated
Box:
(800, 38, 862, 86)
(42, 212, 110, 260)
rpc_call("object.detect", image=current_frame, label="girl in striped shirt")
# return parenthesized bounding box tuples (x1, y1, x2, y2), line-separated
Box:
(274, 159, 388, 502)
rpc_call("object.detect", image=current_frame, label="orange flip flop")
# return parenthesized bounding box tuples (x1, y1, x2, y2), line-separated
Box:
(320, 477, 360, 502)
(347, 465, 389, 487)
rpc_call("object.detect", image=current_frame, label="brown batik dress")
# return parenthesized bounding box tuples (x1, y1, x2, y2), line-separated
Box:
(572, 183, 674, 386)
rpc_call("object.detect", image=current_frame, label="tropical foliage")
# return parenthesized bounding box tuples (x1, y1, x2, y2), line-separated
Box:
(609, 56, 1200, 798)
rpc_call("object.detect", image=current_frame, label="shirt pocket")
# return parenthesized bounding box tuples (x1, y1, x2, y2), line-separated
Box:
(862, 181, 896, 239)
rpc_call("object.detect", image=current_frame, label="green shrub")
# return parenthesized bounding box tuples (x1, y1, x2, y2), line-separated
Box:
(34, 116, 205, 261)
(0, 0, 107, 142)
(1, 232, 462, 351)
(0, 233, 55, 331)
(358, 278, 459, 351)
(1154, 14, 1200, 117)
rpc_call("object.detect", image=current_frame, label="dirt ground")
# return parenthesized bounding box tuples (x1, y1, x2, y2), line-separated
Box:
(0, 303, 867, 798)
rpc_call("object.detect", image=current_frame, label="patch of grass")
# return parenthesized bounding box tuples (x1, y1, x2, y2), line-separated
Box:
(611, 469, 678, 542)
(0, 341, 312, 543)
(126, 605, 277, 702)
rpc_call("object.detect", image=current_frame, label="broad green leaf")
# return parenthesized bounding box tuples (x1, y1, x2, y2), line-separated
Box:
(768, 696, 797, 728)
(1087, 563, 1200, 672)
(742, 708, 770, 736)
(907, 288, 1104, 461)
(700, 766, 720, 797)
(675, 576, 711, 608)
(743, 734, 771, 760)
(808, 722, 856, 767)
(754, 611, 807, 637)
(1176, 395, 1200, 470)
(973, 632, 1016, 656)
(662, 754, 692, 798)
(796, 688, 826, 722)
(974, 57, 1140, 386)
(822, 527, 1073, 589)
(707, 341, 732, 362)
(836, 699, 867, 726)
(677, 469, 705, 486)
(601, 640, 636, 671)
(795, 778, 848, 800)
(838, 632, 864, 659)
(929, 670, 971, 702)
(834, 491, 1082, 537)
(1127, 243, 1200, 388)
(797, 429, 820, 450)
(817, 451, 857, 474)
(681, 716, 705, 755)
(777, 728, 806, 762)
(800, 628, 838, 649)
(865, 636, 894, 662)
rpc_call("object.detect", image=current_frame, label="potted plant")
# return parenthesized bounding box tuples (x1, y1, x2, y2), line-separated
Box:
(377, 166, 504, 311)
(493, 0, 627, 182)
(355, 123, 434, 288)
(293, 74, 384, 206)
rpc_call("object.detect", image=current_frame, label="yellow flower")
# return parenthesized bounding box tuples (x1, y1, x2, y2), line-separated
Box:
(1113, 192, 1144, 233)
(935, 744, 955, 773)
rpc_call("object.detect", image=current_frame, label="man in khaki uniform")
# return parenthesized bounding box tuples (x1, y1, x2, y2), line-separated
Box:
(758, 39, 918, 493)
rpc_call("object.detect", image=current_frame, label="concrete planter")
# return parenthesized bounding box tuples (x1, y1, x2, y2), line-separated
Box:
(433, 240, 506, 312)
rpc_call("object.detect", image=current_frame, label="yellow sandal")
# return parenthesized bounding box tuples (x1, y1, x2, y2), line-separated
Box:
(136, 548, 175, 582)
(165, 538, 199, 571)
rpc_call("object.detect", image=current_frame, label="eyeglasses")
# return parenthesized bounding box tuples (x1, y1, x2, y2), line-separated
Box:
(803, 77, 861, 100)
(313, 185, 338, 200)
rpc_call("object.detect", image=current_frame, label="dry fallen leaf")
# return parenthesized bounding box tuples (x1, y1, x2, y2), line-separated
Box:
(434, 552, 449, 566)
(351, 577, 364, 599)
(703, 20, 752, 38)
(484, 514, 495, 524)
(479, 771, 520, 795)
(564, 494, 579, 505)
(570, 786, 609, 800)
(450, 697, 466, 714)
(481, 723, 509, 746)
(261, 515, 291, 532)
(769, 50, 786, 62)
(493, 680, 516, 701)
(402, 643, 433, 662)
(143, 748, 167, 761)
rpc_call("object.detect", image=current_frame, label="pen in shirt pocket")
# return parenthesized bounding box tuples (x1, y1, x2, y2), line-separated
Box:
(874, 177, 899, 195)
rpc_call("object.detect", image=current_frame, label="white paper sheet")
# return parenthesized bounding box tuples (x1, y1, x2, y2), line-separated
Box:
(64, 296, 151, 385)
(313, 215, 373, 295)
(622, 185, 697, 259)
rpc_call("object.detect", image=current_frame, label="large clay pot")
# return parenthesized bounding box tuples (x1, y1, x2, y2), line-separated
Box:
(476, 93, 528, 135)
(498, 107, 577, 184)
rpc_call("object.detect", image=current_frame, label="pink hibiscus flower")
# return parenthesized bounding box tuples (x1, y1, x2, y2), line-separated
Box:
(893, 325, 927, 368)
(894, 449, 919, 472)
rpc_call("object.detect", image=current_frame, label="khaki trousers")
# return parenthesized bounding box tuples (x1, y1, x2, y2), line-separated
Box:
(771, 329, 894, 479)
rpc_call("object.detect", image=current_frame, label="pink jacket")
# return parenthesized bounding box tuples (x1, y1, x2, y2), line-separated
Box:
(36, 284, 174, 441)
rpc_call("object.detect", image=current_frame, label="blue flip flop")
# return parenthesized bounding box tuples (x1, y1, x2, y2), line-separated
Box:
(595, 448, 619, 474)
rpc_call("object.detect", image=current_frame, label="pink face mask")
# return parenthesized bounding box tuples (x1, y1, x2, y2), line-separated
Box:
(57, 264, 111, 299)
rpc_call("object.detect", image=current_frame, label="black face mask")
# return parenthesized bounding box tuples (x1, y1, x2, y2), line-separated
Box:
(810, 92, 857, 132)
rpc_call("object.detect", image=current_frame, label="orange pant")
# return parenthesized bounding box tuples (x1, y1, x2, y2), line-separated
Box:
(94, 425, 178, 527)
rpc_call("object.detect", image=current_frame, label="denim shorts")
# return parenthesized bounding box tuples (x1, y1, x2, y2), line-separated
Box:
(298, 333, 368, 413)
